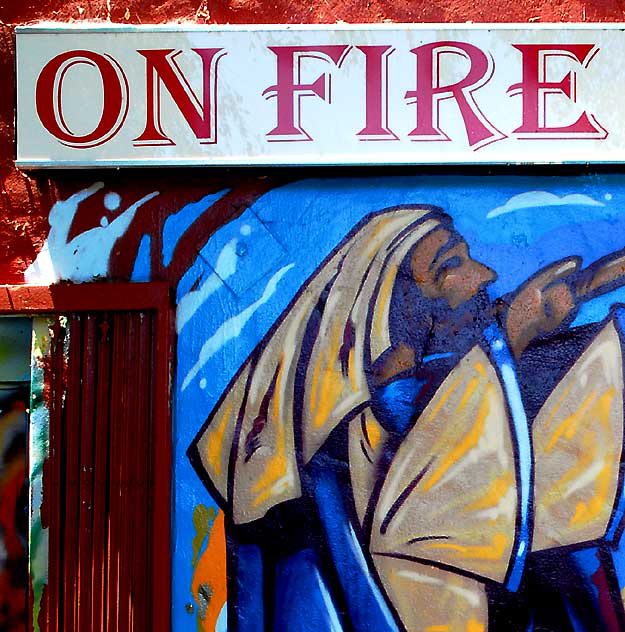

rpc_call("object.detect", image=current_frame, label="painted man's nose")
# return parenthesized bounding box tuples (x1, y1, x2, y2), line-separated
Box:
(474, 261, 497, 286)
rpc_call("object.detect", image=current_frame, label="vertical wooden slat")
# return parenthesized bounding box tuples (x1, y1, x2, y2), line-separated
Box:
(107, 312, 125, 632)
(125, 312, 135, 632)
(45, 318, 66, 632)
(125, 312, 141, 632)
(77, 315, 97, 632)
(91, 314, 112, 632)
(118, 312, 134, 632)
(134, 312, 151, 632)
(152, 307, 173, 632)
(63, 314, 82, 632)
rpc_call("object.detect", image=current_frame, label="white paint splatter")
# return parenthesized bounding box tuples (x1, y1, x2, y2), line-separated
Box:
(240, 223, 252, 236)
(181, 263, 294, 391)
(487, 191, 604, 218)
(605, 193, 613, 201)
(25, 182, 158, 283)
(176, 238, 239, 333)
(199, 378, 207, 390)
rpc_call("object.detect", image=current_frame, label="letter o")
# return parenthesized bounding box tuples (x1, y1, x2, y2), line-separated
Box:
(36, 50, 129, 148)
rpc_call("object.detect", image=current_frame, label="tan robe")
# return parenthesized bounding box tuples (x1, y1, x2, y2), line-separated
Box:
(192, 206, 442, 524)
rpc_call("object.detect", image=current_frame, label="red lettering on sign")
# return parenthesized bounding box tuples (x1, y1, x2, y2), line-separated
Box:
(263, 45, 351, 141)
(405, 41, 505, 149)
(134, 48, 226, 146)
(508, 44, 606, 139)
(36, 50, 129, 149)
(356, 46, 398, 141)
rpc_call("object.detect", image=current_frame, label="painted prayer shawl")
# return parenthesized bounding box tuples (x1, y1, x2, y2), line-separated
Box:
(191, 206, 444, 524)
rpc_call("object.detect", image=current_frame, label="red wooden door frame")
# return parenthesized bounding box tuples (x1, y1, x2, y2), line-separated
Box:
(0, 282, 174, 632)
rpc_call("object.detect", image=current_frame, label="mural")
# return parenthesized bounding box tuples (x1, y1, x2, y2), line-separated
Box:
(188, 198, 625, 632)
(25, 174, 625, 630)
(0, 318, 31, 632)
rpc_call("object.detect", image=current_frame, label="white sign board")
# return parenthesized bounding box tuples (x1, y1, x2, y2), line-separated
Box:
(15, 24, 625, 167)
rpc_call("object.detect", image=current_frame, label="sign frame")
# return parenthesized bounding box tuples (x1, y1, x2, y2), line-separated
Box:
(16, 22, 625, 168)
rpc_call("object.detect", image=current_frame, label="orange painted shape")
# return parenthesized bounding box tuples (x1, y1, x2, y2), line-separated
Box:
(192, 510, 227, 632)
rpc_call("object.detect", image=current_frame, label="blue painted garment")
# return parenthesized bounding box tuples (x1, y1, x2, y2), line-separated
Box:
(372, 352, 458, 435)
(373, 376, 424, 436)
(272, 549, 344, 632)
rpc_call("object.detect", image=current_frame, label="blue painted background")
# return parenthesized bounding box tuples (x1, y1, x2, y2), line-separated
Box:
(164, 174, 625, 629)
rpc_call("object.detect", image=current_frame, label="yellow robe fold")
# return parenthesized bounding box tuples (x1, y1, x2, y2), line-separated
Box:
(192, 206, 443, 524)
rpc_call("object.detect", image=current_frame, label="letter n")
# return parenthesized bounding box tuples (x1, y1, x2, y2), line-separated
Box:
(134, 48, 226, 146)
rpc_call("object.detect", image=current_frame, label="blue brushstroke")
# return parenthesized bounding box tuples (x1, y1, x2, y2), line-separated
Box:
(422, 352, 457, 363)
(610, 545, 625, 597)
(374, 377, 425, 435)
(130, 234, 151, 282)
(273, 549, 344, 632)
(215, 604, 227, 632)
(176, 255, 215, 304)
(310, 458, 399, 632)
(193, 209, 288, 299)
(573, 288, 625, 327)
(162, 189, 229, 267)
(232, 542, 264, 631)
(483, 324, 531, 592)
(570, 547, 601, 601)
(563, 598, 587, 632)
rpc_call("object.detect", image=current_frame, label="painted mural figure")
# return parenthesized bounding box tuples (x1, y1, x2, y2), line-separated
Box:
(189, 205, 625, 631)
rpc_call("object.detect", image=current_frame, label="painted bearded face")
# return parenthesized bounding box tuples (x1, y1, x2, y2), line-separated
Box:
(409, 226, 497, 310)
(388, 223, 497, 359)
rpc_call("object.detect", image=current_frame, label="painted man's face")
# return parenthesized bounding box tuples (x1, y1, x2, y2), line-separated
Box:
(409, 226, 496, 309)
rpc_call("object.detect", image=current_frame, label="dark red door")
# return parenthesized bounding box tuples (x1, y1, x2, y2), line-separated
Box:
(40, 310, 167, 632)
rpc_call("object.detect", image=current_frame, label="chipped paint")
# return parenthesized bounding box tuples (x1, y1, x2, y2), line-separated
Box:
(28, 317, 59, 632)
